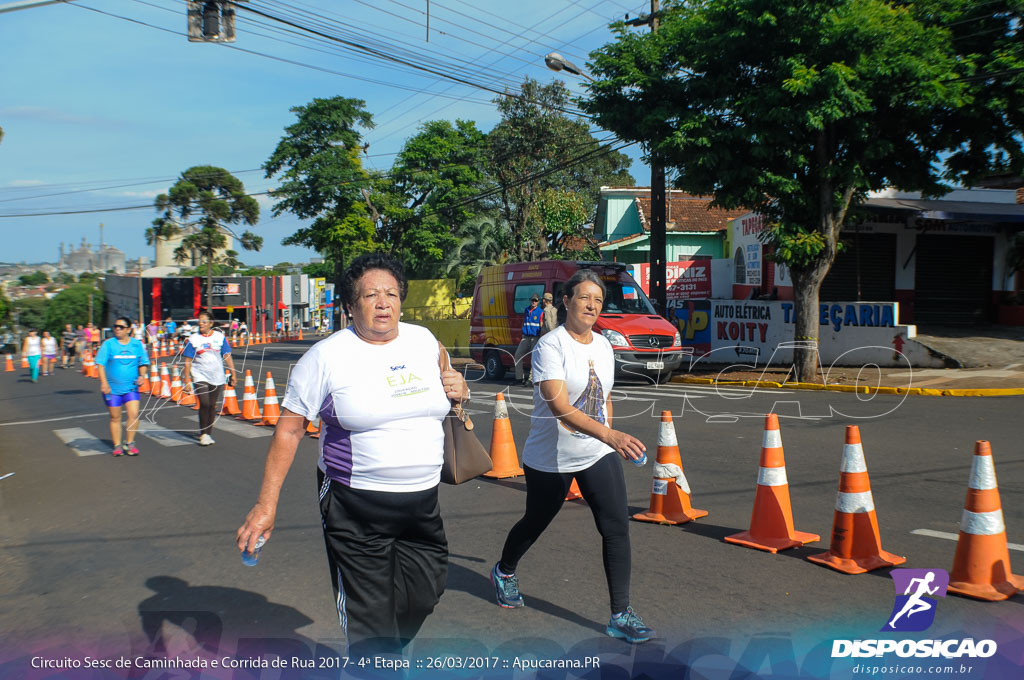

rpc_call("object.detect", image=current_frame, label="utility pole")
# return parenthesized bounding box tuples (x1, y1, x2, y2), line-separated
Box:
(627, 1, 667, 317)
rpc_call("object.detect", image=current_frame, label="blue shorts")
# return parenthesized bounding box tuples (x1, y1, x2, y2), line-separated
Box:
(103, 391, 140, 407)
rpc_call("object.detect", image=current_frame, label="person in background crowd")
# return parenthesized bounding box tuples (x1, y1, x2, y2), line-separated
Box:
(21, 329, 42, 383)
(231, 318, 240, 334)
(146, 319, 160, 345)
(239, 320, 248, 337)
(164, 317, 177, 339)
(275, 319, 283, 339)
(182, 309, 237, 447)
(41, 330, 58, 376)
(236, 253, 468, 656)
(514, 294, 543, 387)
(490, 269, 655, 644)
(94, 317, 150, 457)
(61, 323, 78, 370)
(540, 292, 558, 335)
(87, 322, 101, 354)
(75, 324, 87, 360)
(132, 320, 145, 343)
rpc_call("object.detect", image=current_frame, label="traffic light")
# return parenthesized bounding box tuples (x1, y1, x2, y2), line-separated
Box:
(187, 1, 246, 43)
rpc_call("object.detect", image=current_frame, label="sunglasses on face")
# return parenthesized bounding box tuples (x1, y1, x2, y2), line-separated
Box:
(114, 325, 129, 329)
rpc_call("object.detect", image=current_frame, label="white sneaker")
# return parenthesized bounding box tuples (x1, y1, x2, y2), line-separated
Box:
(199, 434, 213, 446)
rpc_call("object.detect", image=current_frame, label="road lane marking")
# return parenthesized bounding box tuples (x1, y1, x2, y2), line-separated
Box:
(136, 421, 195, 447)
(1, 412, 107, 427)
(911, 528, 1024, 552)
(183, 415, 272, 438)
(53, 428, 111, 457)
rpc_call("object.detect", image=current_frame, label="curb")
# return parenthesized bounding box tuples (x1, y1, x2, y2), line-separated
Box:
(671, 375, 1024, 397)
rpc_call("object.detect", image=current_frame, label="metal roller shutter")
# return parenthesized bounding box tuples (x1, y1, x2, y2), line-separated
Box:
(820, 233, 897, 301)
(914, 235, 993, 325)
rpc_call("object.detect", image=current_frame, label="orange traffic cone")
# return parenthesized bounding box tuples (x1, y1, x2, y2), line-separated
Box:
(306, 418, 320, 439)
(257, 372, 281, 426)
(5, 354, 14, 372)
(633, 411, 708, 525)
(138, 368, 152, 394)
(178, 379, 197, 406)
(21, 355, 29, 369)
(724, 413, 819, 553)
(947, 441, 1024, 601)
(80, 351, 89, 374)
(298, 328, 303, 341)
(220, 370, 241, 416)
(158, 363, 172, 399)
(169, 366, 184, 402)
(807, 426, 905, 574)
(483, 393, 523, 478)
(88, 354, 99, 378)
(565, 478, 583, 500)
(237, 370, 262, 421)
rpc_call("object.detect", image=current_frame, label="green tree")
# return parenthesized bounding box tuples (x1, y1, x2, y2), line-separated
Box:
(264, 97, 377, 268)
(12, 297, 48, 331)
(43, 284, 103, 334)
(302, 261, 335, 278)
(18, 271, 49, 286)
(487, 77, 633, 261)
(56, 272, 76, 285)
(370, 119, 489, 277)
(155, 166, 261, 310)
(587, 0, 1024, 380)
(444, 216, 509, 293)
(0, 286, 10, 323)
(536, 189, 596, 259)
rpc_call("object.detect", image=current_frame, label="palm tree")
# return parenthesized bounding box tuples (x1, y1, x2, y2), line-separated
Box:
(155, 166, 261, 310)
(444, 217, 509, 289)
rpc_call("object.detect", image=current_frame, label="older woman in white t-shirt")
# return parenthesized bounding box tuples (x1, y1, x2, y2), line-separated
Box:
(490, 268, 656, 644)
(236, 253, 468, 655)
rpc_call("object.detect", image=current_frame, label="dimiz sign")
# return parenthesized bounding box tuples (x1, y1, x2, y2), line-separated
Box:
(671, 300, 945, 367)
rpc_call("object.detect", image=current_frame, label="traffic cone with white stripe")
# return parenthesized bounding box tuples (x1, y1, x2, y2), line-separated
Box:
(5, 354, 14, 372)
(220, 370, 241, 416)
(88, 353, 99, 378)
(158, 363, 172, 399)
(306, 417, 320, 439)
(237, 370, 262, 421)
(633, 411, 707, 525)
(257, 372, 281, 426)
(138, 367, 152, 393)
(947, 441, 1024, 601)
(169, 366, 184, 402)
(565, 479, 583, 500)
(178, 379, 197, 406)
(724, 413, 819, 553)
(483, 393, 522, 478)
(807, 426, 905, 574)
(22, 355, 30, 369)
(80, 351, 89, 374)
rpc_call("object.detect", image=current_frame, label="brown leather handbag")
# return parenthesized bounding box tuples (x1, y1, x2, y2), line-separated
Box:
(439, 344, 492, 484)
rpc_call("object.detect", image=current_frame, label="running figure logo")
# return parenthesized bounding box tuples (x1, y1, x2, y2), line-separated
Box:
(882, 568, 949, 632)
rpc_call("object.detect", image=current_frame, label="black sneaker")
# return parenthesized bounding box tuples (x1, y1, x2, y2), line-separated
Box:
(606, 606, 655, 644)
(490, 562, 524, 608)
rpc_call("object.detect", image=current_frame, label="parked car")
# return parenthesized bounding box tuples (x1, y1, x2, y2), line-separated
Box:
(469, 261, 686, 383)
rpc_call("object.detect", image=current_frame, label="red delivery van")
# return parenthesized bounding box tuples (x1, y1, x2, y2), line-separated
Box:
(469, 261, 686, 383)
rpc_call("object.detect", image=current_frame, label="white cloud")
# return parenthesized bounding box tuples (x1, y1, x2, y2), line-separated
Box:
(7, 179, 46, 187)
(116, 190, 163, 199)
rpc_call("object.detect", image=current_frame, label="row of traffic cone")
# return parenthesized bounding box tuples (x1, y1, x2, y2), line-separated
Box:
(632, 410, 1022, 602)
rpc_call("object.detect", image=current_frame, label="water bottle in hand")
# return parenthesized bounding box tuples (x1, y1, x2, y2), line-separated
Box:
(241, 536, 266, 567)
(633, 452, 647, 467)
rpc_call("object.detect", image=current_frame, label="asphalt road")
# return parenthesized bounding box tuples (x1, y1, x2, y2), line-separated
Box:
(1, 340, 1022, 678)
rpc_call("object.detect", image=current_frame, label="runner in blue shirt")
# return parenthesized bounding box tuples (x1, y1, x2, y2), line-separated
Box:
(95, 316, 150, 457)
(514, 294, 544, 386)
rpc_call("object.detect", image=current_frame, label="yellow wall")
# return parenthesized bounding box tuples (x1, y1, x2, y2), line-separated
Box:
(403, 279, 472, 321)
(407, 319, 471, 357)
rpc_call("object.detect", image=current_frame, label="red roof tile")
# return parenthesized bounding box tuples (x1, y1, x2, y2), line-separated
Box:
(634, 193, 750, 233)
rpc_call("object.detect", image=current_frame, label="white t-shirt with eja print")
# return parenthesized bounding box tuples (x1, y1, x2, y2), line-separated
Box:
(523, 325, 615, 473)
(281, 322, 452, 492)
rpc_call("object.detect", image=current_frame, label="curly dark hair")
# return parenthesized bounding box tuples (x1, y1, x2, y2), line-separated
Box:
(340, 253, 409, 313)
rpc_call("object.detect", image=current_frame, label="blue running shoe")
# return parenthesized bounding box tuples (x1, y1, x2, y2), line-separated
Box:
(490, 562, 524, 608)
(606, 606, 655, 644)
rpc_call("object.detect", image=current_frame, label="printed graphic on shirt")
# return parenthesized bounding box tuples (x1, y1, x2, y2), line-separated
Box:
(560, 359, 606, 438)
(386, 364, 429, 398)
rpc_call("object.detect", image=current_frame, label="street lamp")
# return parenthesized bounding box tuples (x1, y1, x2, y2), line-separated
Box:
(544, 52, 593, 81)
(543, 50, 669, 317)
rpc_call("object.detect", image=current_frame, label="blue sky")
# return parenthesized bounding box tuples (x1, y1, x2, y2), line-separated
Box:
(0, 0, 649, 266)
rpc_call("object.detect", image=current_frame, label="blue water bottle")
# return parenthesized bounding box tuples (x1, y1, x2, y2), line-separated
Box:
(633, 452, 647, 466)
(241, 536, 266, 567)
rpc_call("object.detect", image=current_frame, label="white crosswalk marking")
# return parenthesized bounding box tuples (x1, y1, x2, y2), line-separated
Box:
(184, 415, 272, 438)
(136, 421, 195, 447)
(53, 428, 110, 457)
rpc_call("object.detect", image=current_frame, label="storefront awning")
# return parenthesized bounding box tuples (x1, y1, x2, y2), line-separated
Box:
(865, 197, 1024, 222)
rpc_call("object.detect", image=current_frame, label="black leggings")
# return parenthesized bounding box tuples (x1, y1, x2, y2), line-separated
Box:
(499, 452, 631, 614)
(193, 382, 224, 437)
